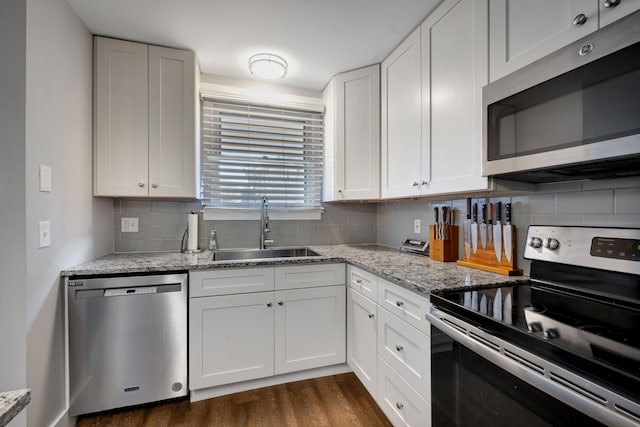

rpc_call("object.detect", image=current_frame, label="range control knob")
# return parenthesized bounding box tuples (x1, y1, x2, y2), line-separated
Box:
(528, 237, 543, 248)
(544, 238, 560, 250)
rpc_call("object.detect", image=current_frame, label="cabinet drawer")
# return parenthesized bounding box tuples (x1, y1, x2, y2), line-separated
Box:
(275, 263, 346, 290)
(347, 265, 377, 301)
(378, 308, 430, 400)
(190, 267, 274, 297)
(377, 356, 431, 427)
(378, 279, 430, 335)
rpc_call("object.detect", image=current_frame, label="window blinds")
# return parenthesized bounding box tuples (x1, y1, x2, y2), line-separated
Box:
(201, 99, 323, 211)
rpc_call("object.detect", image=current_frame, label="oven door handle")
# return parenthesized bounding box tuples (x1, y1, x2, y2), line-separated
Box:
(426, 310, 640, 427)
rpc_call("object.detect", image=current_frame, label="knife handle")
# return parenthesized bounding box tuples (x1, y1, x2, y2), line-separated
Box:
(434, 207, 439, 223)
(488, 203, 493, 225)
(466, 198, 472, 219)
(505, 203, 512, 224)
(481, 204, 487, 224)
(472, 203, 477, 223)
(496, 202, 502, 223)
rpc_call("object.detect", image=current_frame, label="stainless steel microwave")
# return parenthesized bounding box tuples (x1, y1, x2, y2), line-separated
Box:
(482, 11, 640, 183)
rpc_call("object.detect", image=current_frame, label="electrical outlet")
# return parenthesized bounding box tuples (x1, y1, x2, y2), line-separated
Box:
(38, 221, 51, 248)
(414, 219, 421, 234)
(121, 217, 139, 233)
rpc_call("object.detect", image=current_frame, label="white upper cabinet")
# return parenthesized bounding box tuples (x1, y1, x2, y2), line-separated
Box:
(323, 64, 380, 201)
(94, 37, 199, 198)
(421, 0, 489, 195)
(381, 28, 424, 199)
(599, 0, 640, 27)
(488, 0, 640, 82)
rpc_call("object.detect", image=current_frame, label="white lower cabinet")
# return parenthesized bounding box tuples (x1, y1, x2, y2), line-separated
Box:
(189, 292, 275, 389)
(275, 286, 346, 374)
(189, 264, 346, 393)
(347, 287, 378, 398)
(378, 356, 431, 427)
(346, 265, 432, 427)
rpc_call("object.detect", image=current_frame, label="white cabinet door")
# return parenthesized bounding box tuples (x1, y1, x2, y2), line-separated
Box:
(489, 0, 599, 82)
(347, 288, 378, 399)
(381, 27, 425, 199)
(599, 0, 640, 27)
(94, 37, 149, 197)
(275, 286, 346, 374)
(334, 65, 380, 200)
(189, 292, 275, 390)
(421, 0, 489, 195)
(148, 46, 198, 198)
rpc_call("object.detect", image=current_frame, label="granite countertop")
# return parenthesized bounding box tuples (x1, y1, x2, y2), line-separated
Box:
(62, 244, 527, 297)
(0, 389, 30, 427)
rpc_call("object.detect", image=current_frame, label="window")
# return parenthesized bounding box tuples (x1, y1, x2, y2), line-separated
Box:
(201, 99, 323, 219)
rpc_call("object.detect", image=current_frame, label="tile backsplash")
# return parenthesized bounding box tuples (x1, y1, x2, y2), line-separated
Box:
(113, 177, 639, 276)
(113, 200, 378, 252)
(376, 177, 640, 275)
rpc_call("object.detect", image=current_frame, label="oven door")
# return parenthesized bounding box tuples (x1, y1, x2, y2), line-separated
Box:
(427, 310, 640, 427)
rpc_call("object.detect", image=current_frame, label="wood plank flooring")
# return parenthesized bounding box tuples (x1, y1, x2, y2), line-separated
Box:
(76, 373, 392, 427)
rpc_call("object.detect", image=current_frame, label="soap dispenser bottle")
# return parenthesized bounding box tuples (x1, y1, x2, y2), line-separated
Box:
(208, 229, 218, 251)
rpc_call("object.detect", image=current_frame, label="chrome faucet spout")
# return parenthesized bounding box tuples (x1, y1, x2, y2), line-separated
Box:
(260, 196, 274, 249)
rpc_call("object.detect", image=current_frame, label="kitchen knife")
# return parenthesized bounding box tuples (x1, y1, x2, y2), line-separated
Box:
(480, 203, 487, 249)
(504, 203, 512, 263)
(494, 202, 503, 263)
(442, 206, 448, 240)
(434, 207, 439, 240)
(471, 203, 478, 254)
(488, 203, 494, 245)
(464, 199, 471, 260)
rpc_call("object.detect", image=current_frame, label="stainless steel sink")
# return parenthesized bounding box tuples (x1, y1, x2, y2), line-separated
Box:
(208, 247, 321, 262)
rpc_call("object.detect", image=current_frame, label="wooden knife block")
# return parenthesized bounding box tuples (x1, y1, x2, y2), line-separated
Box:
(456, 224, 523, 276)
(429, 225, 459, 262)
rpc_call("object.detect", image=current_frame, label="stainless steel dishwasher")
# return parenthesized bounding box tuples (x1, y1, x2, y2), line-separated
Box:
(68, 273, 188, 416)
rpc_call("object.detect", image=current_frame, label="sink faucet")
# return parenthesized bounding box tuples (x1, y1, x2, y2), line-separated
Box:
(260, 196, 274, 249)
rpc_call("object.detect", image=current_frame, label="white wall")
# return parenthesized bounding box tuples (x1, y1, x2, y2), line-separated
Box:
(0, 6, 28, 427)
(24, 0, 114, 426)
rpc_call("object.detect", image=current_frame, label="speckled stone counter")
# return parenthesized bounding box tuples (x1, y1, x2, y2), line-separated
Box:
(0, 389, 30, 427)
(62, 244, 527, 297)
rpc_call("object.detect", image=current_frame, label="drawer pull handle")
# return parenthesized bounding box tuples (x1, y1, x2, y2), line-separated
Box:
(396, 300, 404, 307)
(368, 313, 375, 319)
(137, 182, 145, 188)
(356, 279, 362, 284)
(396, 344, 404, 352)
(573, 13, 587, 26)
(267, 302, 272, 307)
(396, 402, 404, 410)
(278, 301, 284, 306)
(604, 0, 620, 8)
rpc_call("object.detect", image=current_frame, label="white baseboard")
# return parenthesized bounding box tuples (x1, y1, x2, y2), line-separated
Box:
(190, 364, 352, 402)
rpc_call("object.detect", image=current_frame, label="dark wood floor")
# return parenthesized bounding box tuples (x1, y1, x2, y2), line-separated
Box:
(76, 373, 391, 427)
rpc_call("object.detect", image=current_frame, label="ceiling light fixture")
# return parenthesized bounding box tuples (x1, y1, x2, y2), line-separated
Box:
(249, 53, 288, 80)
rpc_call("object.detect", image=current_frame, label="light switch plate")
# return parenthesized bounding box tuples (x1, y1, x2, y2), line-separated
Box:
(38, 221, 51, 248)
(39, 165, 52, 192)
(414, 219, 421, 234)
(121, 217, 139, 233)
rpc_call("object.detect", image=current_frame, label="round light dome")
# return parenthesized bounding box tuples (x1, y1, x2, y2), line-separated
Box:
(249, 53, 288, 79)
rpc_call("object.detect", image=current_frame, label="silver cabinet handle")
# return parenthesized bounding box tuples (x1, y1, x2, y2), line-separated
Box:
(151, 183, 158, 188)
(138, 182, 145, 188)
(421, 180, 429, 185)
(396, 300, 404, 307)
(278, 301, 284, 306)
(368, 313, 375, 319)
(412, 182, 420, 187)
(267, 302, 272, 307)
(338, 189, 343, 193)
(604, 0, 620, 8)
(396, 402, 404, 409)
(356, 279, 362, 285)
(396, 344, 404, 351)
(573, 13, 587, 25)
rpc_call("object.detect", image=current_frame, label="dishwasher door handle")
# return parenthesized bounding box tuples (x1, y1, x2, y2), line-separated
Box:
(75, 283, 181, 299)
(104, 286, 158, 297)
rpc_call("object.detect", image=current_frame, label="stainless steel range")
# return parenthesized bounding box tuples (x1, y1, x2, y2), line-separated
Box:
(427, 225, 640, 427)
